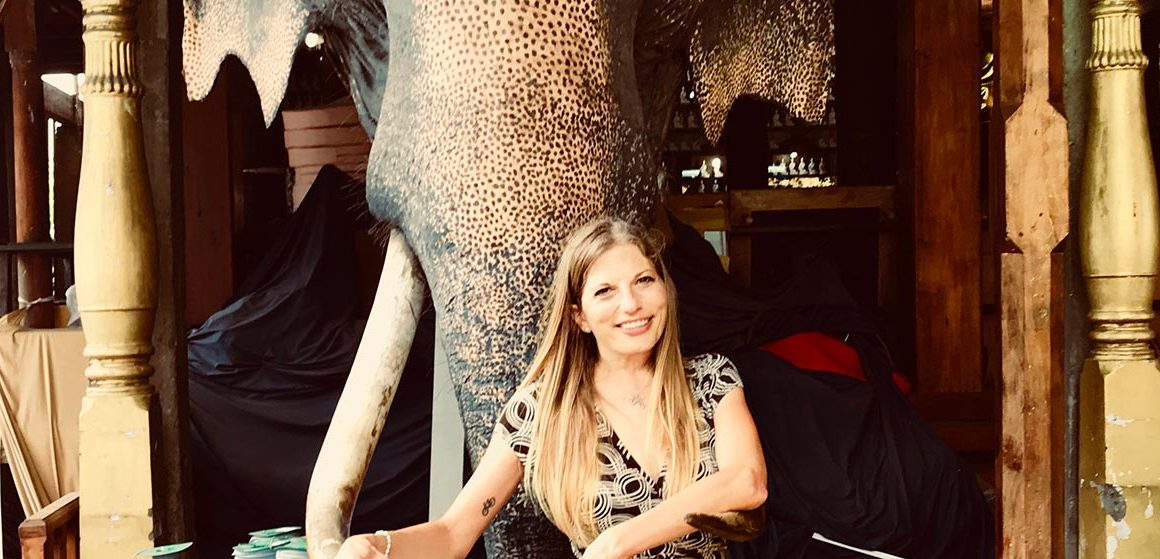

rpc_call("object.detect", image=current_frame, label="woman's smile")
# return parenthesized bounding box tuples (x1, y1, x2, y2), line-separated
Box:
(616, 317, 654, 335)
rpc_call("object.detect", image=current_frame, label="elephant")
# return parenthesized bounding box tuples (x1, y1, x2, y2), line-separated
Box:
(181, 0, 833, 556)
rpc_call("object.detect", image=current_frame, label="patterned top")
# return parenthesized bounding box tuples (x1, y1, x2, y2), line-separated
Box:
(496, 353, 744, 558)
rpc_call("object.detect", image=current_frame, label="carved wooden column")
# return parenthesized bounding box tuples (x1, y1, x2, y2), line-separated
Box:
(1079, 1, 1160, 556)
(5, 0, 54, 327)
(994, 0, 1069, 554)
(74, 0, 160, 556)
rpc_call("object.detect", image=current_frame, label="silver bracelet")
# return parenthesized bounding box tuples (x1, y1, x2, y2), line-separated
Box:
(374, 530, 393, 557)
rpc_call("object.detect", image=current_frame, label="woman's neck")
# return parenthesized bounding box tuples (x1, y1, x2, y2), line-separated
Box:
(593, 355, 654, 383)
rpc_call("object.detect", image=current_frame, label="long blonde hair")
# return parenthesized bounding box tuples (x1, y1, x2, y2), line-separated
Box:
(520, 217, 700, 546)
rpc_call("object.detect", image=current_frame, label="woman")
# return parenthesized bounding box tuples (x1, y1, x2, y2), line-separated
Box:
(336, 217, 766, 559)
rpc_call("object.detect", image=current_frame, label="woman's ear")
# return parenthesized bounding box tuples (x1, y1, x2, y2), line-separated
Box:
(571, 304, 591, 333)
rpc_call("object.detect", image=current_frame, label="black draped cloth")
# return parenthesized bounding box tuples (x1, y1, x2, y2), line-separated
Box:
(187, 166, 435, 559)
(665, 213, 994, 559)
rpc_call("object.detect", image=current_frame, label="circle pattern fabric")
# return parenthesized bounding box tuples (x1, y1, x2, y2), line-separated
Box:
(497, 353, 743, 558)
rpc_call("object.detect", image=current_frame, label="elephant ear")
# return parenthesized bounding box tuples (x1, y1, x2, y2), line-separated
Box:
(183, 0, 320, 125)
(183, 0, 389, 133)
(689, 0, 834, 143)
(633, 0, 710, 146)
(318, 1, 390, 136)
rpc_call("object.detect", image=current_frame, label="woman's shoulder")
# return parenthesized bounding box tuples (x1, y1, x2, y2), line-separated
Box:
(684, 352, 737, 378)
(496, 382, 542, 461)
(684, 353, 743, 416)
(503, 382, 541, 417)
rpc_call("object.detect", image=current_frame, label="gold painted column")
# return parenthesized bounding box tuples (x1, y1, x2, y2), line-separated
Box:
(1079, 0, 1160, 557)
(74, 0, 160, 556)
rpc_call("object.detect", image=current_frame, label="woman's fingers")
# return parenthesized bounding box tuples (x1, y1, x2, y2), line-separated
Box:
(334, 535, 387, 559)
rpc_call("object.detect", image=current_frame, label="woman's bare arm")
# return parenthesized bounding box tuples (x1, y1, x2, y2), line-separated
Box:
(335, 428, 524, 559)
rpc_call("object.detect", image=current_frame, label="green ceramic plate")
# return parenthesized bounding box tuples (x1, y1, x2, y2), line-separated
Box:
(234, 540, 290, 552)
(248, 526, 302, 538)
(134, 542, 193, 557)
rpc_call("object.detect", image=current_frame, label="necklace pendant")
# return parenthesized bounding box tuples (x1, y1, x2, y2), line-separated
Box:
(629, 393, 646, 409)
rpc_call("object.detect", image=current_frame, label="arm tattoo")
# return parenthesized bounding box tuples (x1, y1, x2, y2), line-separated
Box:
(482, 497, 496, 517)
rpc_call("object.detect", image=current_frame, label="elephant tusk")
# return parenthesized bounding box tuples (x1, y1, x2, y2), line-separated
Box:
(306, 229, 426, 559)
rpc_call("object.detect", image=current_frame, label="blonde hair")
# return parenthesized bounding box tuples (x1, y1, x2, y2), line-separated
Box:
(519, 217, 699, 546)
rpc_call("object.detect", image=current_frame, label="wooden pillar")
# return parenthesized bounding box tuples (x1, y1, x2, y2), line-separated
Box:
(183, 67, 234, 327)
(900, 0, 982, 393)
(995, 0, 1069, 554)
(1078, 1, 1160, 557)
(5, 1, 54, 327)
(74, 0, 160, 555)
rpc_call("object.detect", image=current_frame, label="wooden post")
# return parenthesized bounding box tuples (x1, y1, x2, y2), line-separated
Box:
(994, 0, 1069, 554)
(74, 0, 160, 556)
(5, 0, 55, 328)
(901, 0, 982, 393)
(1078, 1, 1160, 557)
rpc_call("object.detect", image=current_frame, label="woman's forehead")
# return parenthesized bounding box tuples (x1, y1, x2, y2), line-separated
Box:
(584, 244, 655, 282)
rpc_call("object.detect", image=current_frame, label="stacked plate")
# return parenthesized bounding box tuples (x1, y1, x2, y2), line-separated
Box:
(232, 527, 303, 559)
(274, 537, 309, 559)
(134, 542, 193, 559)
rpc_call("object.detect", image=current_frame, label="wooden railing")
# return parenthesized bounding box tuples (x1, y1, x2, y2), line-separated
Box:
(19, 492, 80, 559)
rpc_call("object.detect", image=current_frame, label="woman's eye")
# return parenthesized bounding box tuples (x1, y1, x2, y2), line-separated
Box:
(637, 275, 656, 285)
(594, 287, 611, 297)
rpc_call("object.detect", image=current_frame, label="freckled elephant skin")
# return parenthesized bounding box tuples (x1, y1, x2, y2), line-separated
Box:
(365, 8, 659, 554)
(183, 0, 833, 556)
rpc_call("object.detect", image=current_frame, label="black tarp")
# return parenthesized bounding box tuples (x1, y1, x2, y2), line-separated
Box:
(665, 213, 994, 559)
(187, 166, 435, 559)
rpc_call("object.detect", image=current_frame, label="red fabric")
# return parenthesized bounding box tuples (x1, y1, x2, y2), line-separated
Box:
(759, 332, 911, 394)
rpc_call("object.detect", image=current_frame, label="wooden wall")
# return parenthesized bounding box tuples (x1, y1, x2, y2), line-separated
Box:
(282, 103, 370, 210)
(182, 59, 288, 327)
(897, 0, 998, 488)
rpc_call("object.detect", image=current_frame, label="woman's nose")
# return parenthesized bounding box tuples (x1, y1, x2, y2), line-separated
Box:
(620, 288, 642, 311)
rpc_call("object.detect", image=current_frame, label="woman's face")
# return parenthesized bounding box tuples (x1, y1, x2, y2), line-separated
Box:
(573, 242, 668, 366)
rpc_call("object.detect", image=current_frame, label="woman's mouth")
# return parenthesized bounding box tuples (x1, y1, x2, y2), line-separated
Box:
(617, 317, 652, 335)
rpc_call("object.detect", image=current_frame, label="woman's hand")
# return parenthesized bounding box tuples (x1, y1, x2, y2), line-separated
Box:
(334, 533, 388, 559)
(581, 526, 630, 559)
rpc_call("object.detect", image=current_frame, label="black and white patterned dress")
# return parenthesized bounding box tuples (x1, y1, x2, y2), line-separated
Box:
(496, 353, 744, 558)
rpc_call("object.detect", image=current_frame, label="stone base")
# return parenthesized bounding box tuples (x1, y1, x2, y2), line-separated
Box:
(1079, 359, 1160, 558)
(79, 390, 155, 558)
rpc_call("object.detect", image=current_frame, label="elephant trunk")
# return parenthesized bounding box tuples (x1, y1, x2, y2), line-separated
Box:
(306, 229, 426, 559)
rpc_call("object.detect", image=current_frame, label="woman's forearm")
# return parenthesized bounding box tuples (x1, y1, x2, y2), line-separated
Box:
(371, 520, 467, 559)
(607, 467, 766, 557)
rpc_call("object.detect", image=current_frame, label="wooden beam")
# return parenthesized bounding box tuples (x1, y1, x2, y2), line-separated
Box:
(902, 0, 983, 393)
(995, 0, 1069, 554)
(2, 0, 35, 52)
(7, 0, 54, 327)
(729, 186, 895, 226)
(139, 0, 194, 545)
(43, 81, 81, 126)
(0, 26, 14, 314)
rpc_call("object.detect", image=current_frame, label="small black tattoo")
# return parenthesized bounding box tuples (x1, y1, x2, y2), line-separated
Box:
(482, 497, 496, 516)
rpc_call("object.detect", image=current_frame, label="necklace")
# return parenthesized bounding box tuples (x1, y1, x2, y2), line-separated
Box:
(595, 368, 652, 410)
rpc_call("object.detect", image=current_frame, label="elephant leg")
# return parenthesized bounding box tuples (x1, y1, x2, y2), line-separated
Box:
(306, 229, 426, 559)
